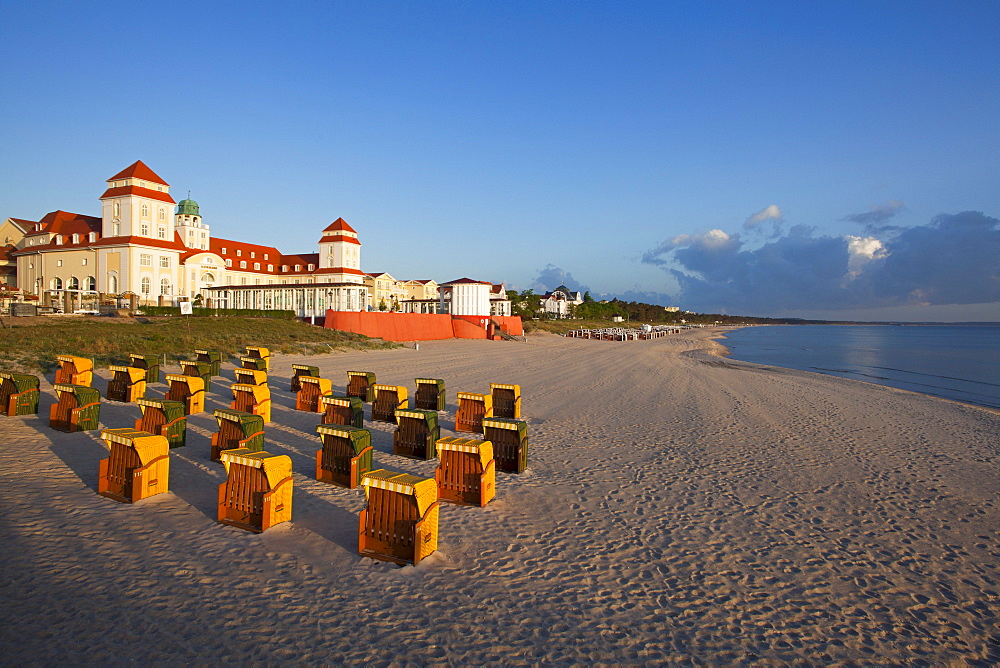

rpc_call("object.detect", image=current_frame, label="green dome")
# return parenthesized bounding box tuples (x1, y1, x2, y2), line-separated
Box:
(176, 198, 200, 216)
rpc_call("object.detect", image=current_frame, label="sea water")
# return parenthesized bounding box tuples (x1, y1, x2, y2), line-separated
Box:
(721, 325, 1000, 410)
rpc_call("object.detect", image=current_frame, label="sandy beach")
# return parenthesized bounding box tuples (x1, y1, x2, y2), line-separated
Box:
(1, 328, 998, 664)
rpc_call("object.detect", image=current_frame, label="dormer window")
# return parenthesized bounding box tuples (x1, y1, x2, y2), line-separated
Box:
(221, 248, 227, 254)
(267, 264, 273, 272)
(250, 252, 256, 258)
(72, 234, 80, 244)
(282, 265, 288, 272)
(240, 261, 247, 269)
(225, 259, 232, 267)
(88, 232, 96, 242)
(263, 254, 269, 260)
(55, 235, 63, 245)
(307, 263, 315, 271)
(295, 264, 302, 272)
(237, 250, 242, 257)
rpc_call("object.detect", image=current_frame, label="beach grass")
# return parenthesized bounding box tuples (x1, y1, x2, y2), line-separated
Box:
(0, 315, 396, 373)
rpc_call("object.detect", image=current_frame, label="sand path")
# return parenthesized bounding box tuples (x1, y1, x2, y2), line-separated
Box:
(1, 329, 998, 663)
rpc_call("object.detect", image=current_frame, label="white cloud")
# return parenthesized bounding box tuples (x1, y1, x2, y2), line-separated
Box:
(843, 235, 887, 282)
(670, 229, 733, 249)
(744, 204, 783, 229)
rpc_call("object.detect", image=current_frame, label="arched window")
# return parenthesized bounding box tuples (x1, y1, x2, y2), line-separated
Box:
(240, 261, 247, 269)
(109, 274, 119, 294)
(50, 277, 63, 290)
(201, 272, 216, 286)
(85, 276, 96, 291)
(141, 277, 151, 294)
(67, 277, 80, 291)
(113, 202, 121, 217)
(112, 221, 121, 236)
(160, 278, 171, 295)
(253, 262, 260, 270)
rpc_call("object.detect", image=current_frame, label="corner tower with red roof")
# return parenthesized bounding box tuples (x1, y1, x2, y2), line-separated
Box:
(100, 161, 176, 241)
(316, 217, 365, 284)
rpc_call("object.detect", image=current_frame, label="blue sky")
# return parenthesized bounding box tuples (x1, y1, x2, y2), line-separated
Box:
(2, 1, 998, 321)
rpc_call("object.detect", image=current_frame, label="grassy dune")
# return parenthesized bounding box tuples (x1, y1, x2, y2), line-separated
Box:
(0, 316, 396, 373)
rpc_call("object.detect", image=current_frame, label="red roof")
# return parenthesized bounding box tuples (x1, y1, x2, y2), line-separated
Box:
(107, 160, 169, 186)
(99, 185, 176, 205)
(322, 217, 357, 234)
(314, 267, 367, 276)
(318, 234, 361, 245)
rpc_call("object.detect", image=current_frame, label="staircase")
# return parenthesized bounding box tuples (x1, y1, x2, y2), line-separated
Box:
(491, 319, 525, 342)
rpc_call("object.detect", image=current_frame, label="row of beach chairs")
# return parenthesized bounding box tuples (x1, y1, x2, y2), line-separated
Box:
(4, 346, 529, 566)
(565, 326, 681, 341)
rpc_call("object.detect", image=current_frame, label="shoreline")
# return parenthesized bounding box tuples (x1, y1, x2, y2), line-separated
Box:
(2, 329, 998, 663)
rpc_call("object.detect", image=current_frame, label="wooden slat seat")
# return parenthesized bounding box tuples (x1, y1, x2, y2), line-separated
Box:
(135, 399, 187, 448)
(233, 368, 268, 387)
(98, 428, 170, 503)
(393, 409, 440, 460)
(435, 437, 496, 507)
(359, 470, 439, 566)
(0, 372, 40, 417)
(315, 424, 373, 488)
(243, 346, 270, 372)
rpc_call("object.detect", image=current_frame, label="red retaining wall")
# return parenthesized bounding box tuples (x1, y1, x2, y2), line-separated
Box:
(324, 311, 523, 341)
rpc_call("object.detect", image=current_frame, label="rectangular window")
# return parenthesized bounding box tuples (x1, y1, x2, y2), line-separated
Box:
(140, 254, 152, 266)
(267, 264, 273, 272)
(57, 260, 63, 267)
(225, 259, 232, 267)
(254, 263, 260, 270)
(221, 248, 227, 254)
(240, 261, 247, 269)
(82, 258, 88, 266)
(237, 250, 242, 256)
(250, 252, 256, 258)
(160, 257, 170, 268)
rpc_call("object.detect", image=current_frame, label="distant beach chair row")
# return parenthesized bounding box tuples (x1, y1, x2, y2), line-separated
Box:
(565, 325, 681, 341)
(4, 349, 531, 567)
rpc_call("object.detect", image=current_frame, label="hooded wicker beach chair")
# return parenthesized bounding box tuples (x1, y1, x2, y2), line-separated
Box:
(372, 384, 408, 423)
(217, 448, 293, 533)
(393, 409, 440, 460)
(359, 470, 439, 566)
(455, 392, 493, 434)
(290, 364, 320, 392)
(315, 424, 373, 488)
(483, 417, 529, 473)
(435, 437, 496, 507)
(414, 378, 446, 411)
(134, 398, 187, 448)
(164, 373, 205, 415)
(243, 346, 270, 372)
(98, 428, 170, 503)
(54, 355, 93, 386)
(180, 360, 213, 393)
(296, 375, 333, 412)
(49, 383, 101, 432)
(489, 383, 522, 419)
(106, 365, 147, 403)
(230, 382, 271, 423)
(346, 371, 376, 402)
(319, 395, 365, 428)
(194, 349, 223, 377)
(0, 372, 40, 417)
(233, 368, 267, 387)
(211, 408, 265, 461)
(129, 354, 160, 384)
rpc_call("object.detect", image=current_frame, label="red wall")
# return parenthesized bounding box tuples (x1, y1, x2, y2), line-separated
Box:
(324, 311, 523, 341)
